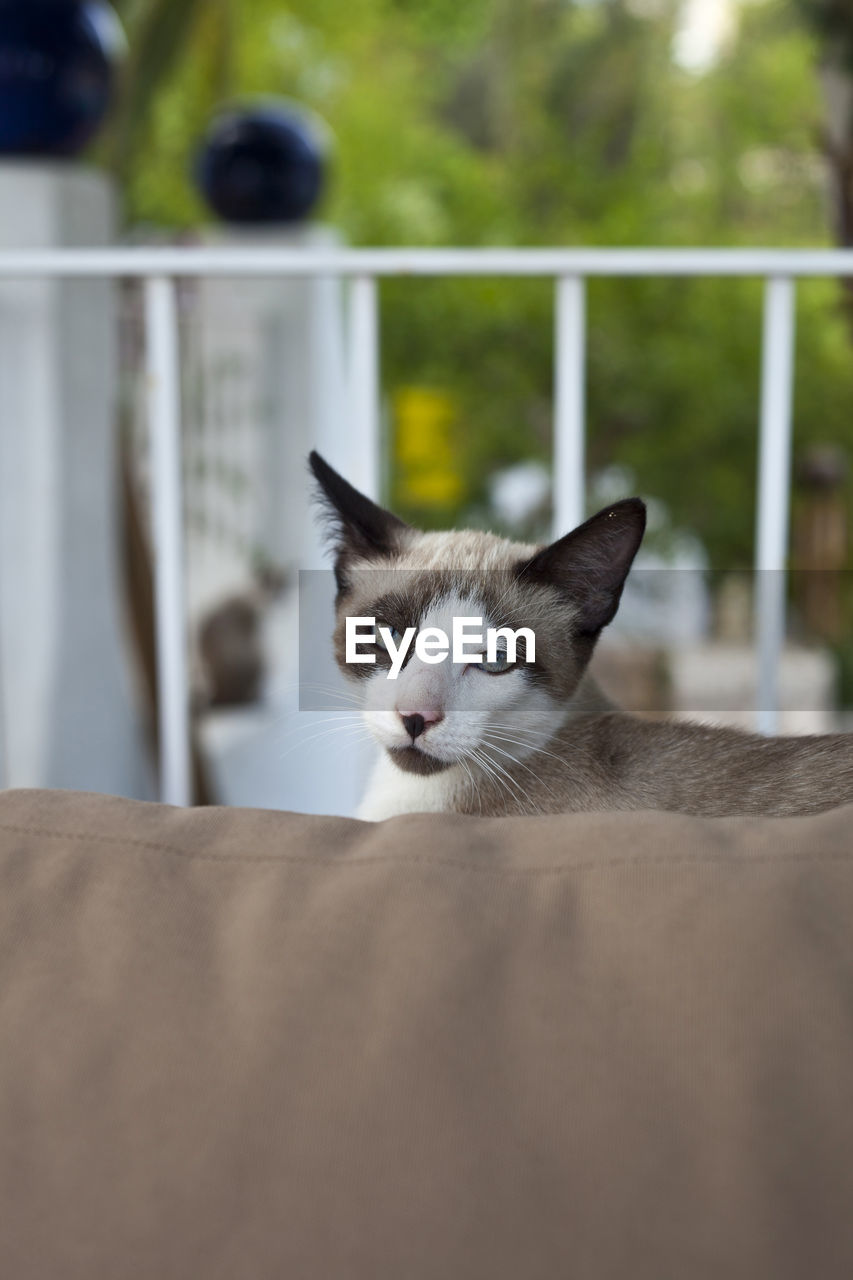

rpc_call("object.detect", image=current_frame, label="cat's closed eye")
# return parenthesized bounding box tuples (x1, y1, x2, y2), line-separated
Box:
(374, 623, 417, 671)
(376, 624, 405, 653)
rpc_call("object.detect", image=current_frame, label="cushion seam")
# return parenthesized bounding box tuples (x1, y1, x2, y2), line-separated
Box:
(0, 819, 851, 877)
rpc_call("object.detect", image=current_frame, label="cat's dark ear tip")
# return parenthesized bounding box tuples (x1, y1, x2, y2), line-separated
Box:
(307, 452, 344, 523)
(307, 451, 345, 505)
(606, 496, 646, 533)
(613, 496, 645, 515)
(307, 450, 329, 481)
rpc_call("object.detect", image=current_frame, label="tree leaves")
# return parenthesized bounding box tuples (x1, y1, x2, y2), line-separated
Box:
(106, 0, 214, 178)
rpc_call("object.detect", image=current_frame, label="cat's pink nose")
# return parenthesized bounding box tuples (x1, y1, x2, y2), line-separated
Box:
(399, 709, 443, 741)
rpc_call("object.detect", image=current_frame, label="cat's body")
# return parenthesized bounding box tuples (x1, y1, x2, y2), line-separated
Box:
(309, 452, 853, 822)
(359, 687, 853, 819)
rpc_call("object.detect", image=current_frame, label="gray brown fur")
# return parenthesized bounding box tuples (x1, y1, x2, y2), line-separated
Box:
(434, 697, 853, 818)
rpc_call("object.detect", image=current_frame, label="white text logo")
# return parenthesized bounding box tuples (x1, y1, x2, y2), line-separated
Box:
(345, 617, 535, 679)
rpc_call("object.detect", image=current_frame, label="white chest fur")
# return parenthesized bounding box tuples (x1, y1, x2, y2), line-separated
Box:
(357, 753, 464, 821)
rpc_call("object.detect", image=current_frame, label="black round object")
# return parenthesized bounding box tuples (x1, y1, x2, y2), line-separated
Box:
(196, 102, 329, 225)
(0, 0, 124, 157)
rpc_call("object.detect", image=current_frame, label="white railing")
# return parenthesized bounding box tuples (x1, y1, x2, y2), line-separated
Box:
(2, 245, 853, 805)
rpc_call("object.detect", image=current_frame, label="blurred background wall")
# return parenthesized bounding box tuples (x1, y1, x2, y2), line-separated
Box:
(2, 0, 853, 810)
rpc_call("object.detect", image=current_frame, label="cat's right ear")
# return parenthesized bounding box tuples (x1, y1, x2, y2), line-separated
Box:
(308, 452, 411, 592)
(517, 498, 646, 635)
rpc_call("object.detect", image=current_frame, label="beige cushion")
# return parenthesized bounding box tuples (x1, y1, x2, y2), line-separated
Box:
(1, 788, 852, 1279)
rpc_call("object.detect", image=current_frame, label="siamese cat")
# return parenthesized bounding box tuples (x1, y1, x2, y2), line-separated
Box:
(309, 452, 853, 821)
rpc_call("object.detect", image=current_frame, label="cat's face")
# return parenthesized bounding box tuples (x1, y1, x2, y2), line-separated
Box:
(309, 452, 645, 776)
(332, 560, 578, 776)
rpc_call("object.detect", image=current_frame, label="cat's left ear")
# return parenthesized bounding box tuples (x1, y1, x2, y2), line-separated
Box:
(517, 498, 646, 635)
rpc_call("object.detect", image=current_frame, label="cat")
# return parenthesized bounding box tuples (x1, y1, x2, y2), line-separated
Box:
(309, 451, 853, 822)
(194, 564, 288, 709)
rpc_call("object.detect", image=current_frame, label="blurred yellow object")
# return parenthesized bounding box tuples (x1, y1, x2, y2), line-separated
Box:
(394, 387, 464, 508)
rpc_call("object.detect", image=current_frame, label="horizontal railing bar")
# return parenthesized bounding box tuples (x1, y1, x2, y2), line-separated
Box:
(1, 247, 853, 278)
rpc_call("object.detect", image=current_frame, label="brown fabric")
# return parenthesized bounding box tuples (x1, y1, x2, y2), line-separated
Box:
(1, 790, 853, 1279)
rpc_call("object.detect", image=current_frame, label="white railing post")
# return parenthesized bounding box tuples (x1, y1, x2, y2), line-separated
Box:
(754, 275, 796, 736)
(347, 274, 380, 500)
(553, 275, 587, 536)
(145, 276, 192, 806)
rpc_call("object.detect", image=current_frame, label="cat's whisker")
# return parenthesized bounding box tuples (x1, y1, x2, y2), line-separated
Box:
(280, 710, 362, 725)
(277, 679, 366, 709)
(327, 727, 378, 764)
(483, 752, 544, 815)
(303, 724, 375, 756)
(296, 688, 366, 709)
(482, 722, 555, 744)
(484, 720, 557, 739)
(481, 736, 560, 802)
(276, 730, 362, 763)
(274, 712, 363, 744)
(251, 700, 365, 735)
(457, 756, 482, 817)
(275, 721, 369, 762)
(471, 747, 526, 817)
(479, 744, 547, 815)
(482, 730, 570, 767)
(470, 750, 510, 816)
(299, 685, 364, 703)
(481, 758, 523, 817)
(484, 722, 592, 760)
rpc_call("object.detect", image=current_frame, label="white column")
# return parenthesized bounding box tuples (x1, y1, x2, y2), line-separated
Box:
(553, 275, 586, 537)
(190, 226, 348, 586)
(754, 276, 796, 735)
(0, 164, 153, 796)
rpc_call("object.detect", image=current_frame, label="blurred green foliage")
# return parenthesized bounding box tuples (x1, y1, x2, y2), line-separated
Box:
(103, 0, 853, 568)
